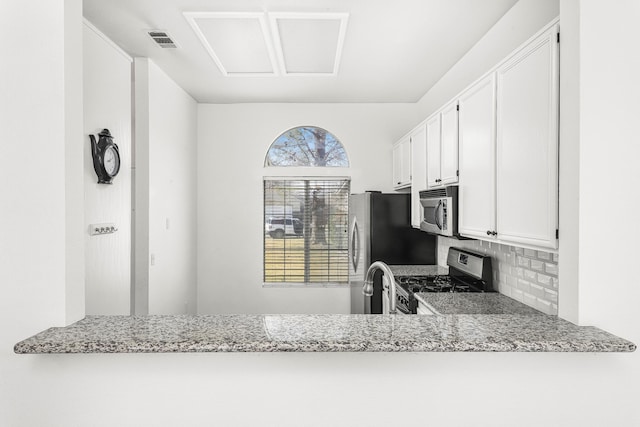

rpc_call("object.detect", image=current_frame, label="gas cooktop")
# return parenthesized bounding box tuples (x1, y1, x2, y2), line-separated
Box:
(395, 275, 486, 294)
(392, 248, 494, 314)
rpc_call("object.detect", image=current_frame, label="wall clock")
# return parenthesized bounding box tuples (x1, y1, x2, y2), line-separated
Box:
(89, 128, 121, 184)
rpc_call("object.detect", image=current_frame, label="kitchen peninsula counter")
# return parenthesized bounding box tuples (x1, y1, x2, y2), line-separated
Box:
(14, 313, 635, 354)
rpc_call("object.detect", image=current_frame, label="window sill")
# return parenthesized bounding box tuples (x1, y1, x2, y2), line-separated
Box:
(262, 282, 349, 288)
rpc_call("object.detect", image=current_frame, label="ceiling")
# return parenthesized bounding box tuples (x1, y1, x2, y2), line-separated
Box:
(83, 0, 519, 103)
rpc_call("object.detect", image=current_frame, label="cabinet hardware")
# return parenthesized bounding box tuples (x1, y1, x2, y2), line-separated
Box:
(556, 229, 559, 239)
(557, 32, 560, 43)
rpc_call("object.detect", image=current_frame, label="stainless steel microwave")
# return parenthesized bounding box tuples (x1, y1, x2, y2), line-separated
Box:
(419, 186, 459, 237)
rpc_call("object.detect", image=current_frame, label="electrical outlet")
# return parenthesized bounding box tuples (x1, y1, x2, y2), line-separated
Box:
(89, 223, 118, 236)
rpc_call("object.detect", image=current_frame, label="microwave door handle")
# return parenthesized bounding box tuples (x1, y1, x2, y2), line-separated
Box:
(435, 201, 442, 229)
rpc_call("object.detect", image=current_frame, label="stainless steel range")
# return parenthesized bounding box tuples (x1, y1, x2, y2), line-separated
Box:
(394, 247, 494, 314)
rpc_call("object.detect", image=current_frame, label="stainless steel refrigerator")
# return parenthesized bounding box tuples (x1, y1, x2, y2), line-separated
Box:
(349, 192, 437, 314)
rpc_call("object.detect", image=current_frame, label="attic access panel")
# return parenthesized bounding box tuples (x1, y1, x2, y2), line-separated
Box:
(184, 12, 278, 76)
(185, 11, 349, 77)
(269, 12, 349, 76)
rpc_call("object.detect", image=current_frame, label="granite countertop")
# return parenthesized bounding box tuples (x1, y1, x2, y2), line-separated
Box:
(14, 314, 635, 354)
(414, 293, 543, 315)
(388, 264, 449, 277)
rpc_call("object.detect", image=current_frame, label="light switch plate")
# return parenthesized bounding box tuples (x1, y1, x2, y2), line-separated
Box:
(89, 223, 118, 236)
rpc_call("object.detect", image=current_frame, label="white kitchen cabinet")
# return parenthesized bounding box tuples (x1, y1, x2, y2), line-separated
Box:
(458, 74, 497, 240)
(426, 100, 459, 189)
(440, 101, 459, 185)
(425, 113, 441, 188)
(410, 123, 427, 228)
(458, 24, 559, 250)
(392, 136, 411, 189)
(495, 24, 559, 249)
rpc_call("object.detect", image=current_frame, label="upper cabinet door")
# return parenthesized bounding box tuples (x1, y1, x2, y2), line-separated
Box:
(400, 137, 412, 185)
(410, 123, 427, 228)
(440, 100, 459, 185)
(393, 136, 411, 189)
(392, 141, 403, 187)
(495, 25, 559, 249)
(458, 74, 497, 240)
(425, 113, 441, 188)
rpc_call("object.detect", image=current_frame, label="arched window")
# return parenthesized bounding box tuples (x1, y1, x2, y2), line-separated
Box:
(264, 126, 349, 167)
(263, 126, 350, 285)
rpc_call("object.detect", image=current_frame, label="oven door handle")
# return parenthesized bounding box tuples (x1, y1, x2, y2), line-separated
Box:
(435, 200, 443, 230)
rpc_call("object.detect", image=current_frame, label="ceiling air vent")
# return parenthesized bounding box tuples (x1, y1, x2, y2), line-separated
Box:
(147, 30, 177, 48)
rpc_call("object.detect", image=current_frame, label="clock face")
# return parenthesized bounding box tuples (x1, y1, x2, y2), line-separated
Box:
(104, 146, 120, 176)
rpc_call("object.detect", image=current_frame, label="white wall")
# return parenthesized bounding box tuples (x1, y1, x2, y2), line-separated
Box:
(0, 0, 69, 329)
(197, 103, 414, 314)
(1, 2, 640, 427)
(83, 21, 133, 315)
(64, 0, 86, 324)
(134, 59, 198, 314)
(574, 0, 640, 335)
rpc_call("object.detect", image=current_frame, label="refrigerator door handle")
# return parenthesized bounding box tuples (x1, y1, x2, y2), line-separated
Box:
(351, 219, 360, 273)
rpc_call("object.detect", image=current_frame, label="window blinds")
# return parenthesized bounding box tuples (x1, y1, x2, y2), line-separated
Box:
(264, 178, 350, 284)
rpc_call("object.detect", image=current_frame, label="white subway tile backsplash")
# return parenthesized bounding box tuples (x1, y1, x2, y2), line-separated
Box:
(544, 288, 558, 303)
(518, 257, 531, 268)
(524, 269, 537, 281)
(499, 283, 512, 297)
(537, 251, 551, 261)
(530, 259, 544, 272)
(437, 237, 559, 315)
(517, 279, 531, 293)
(545, 263, 558, 276)
(529, 283, 545, 298)
(536, 299, 554, 315)
(537, 273, 552, 287)
(523, 293, 538, 307)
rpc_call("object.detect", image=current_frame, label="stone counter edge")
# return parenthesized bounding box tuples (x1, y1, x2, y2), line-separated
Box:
(14, 314, 636, 354)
